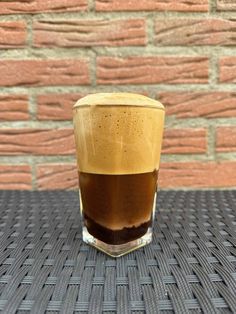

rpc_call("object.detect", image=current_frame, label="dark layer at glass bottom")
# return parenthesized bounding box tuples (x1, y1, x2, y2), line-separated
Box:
(84, 214, 151, 245)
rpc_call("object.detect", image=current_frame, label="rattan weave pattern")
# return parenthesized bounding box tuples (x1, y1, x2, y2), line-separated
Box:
(0, 190, 236, 313)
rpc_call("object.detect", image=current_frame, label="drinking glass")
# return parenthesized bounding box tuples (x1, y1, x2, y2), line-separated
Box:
(73, 93, 165, 257)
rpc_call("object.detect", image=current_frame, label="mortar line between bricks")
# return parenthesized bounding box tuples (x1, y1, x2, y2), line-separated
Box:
(0, 84, 236, 94)
(146, 13, 155, 46)
(1, 46, 236, 59)
(217, 153, 236, 160)
(88, 0, 95, 11)
(209, 0, 217, 13)
(164, 117, 236, 128)
(1, 118, 236, 129)
(0, 153, 235, 164)
(0, 121, 73, 128)
(0, 155, 214, 164)
(0, 156, 76, 164)
(1, 11, 236, 20)
(161, 154, 211, 162)
(207, 125, 216, 161)
(209, 53, 219, 88)
(31, 160, 37, 190)
(26, 15, 33, 48)
(28, 93, 37, 121)
(1, 85, 236, 100)
(90, 50, 97, 88)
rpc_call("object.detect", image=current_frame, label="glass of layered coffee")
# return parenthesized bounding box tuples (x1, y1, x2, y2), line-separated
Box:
(73, 93, 165, 257)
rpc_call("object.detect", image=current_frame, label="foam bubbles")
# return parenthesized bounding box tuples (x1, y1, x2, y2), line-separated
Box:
(73, 99, 165, 175)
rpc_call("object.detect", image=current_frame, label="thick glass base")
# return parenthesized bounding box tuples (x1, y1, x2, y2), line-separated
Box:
(82, 226, 152, 257)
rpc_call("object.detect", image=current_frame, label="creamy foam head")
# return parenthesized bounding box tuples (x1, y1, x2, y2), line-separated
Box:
(73, 93, 165, 175)
(73, 93, 164, 109)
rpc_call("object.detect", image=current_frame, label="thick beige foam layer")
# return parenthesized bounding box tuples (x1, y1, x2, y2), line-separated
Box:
(73, 92, 164, 109)
(73, 93, 165, 175)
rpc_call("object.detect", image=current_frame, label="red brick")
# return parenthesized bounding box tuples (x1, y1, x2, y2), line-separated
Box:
(37, 164, 77, 190)
(96, 0, 208, 12)
(217, 0, 236, 11)
(0, 59, 89, 87)
(0, 0, 87, 14)
(162, 128, 207, 154)
(33, 19, 146, 47)
(155, 19, 236, 46)
(0, 21, 26, 48)
(216, 127, 236, 152)
(0, 95, 29, 120)
(219, 57, 236, 83)
(97, 56, 208, 85)
(0, 129, 75, 155)
(0, 165, 31, 190)
(158, 92, 236, 118)
(159, 162, 236, 188)
(37, 94, 82, 121)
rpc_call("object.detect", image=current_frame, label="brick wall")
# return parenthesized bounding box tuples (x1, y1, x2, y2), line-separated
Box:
(0, 0, 236, 189)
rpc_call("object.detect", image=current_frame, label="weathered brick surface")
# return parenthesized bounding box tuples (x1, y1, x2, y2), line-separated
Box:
(0, 60, 89, 87)
(97, 57, 208, 84)
(216, 127, 236, 152)
(219, 57, 236, 83)
(155, 19, 236, 46)
(96, 0, 208, 12)
(217, 0, 236, 11)
(37, 164, 77, 190)
(0, 0, 235, 190)
(0, 165, 31, 190)
(159, 162, 236, 188)
(33, 19, 146, 47)
(158, 92, 236, 118)
(0, 95, 29, 120)
(0, 129, 75, 155)
(0, 21, 26, 48)
(0, 0, 87, 14)
(37, 94, 82, 120)
(162, 129, 207, 154)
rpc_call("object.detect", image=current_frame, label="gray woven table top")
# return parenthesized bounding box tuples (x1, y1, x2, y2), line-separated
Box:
(0, 190, 236, 314)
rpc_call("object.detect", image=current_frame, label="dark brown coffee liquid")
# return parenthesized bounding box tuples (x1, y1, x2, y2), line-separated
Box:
(79, 170, 158, 245)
